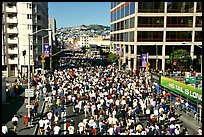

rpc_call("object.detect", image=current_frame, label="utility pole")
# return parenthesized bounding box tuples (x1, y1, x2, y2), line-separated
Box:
(27, 34, 31, 126)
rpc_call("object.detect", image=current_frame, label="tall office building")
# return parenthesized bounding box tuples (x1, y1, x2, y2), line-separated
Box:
(2, 2, 48, 77)
(110, 2, 202, 72)
(49, 17, 56, 42)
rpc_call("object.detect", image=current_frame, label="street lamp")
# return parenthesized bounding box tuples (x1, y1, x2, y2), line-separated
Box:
(27, 28, 51, 126)
(155, 44, 158, 71)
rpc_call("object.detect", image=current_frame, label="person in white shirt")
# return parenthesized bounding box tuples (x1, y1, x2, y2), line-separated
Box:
(39, 118, 45, 135)
(47, 111, 53, 123)
(53, 124, 61, 135)
(12, 115, 18, 132)
(2, 124, 8, 135)
(68, 125, 74, 134)
(78, 121, 84, 134)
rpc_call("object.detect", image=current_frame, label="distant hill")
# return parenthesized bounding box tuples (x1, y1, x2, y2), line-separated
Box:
(81, 24, 110, 30)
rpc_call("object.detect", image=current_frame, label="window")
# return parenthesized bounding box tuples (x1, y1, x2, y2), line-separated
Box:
(195, 31, 202, 42)
(167, 2, 194, 13)
(137, 31, 163, 42)
(121, 7, 125, 18)
(125, 19, 129, 29)
(8, 25, 14, 29)
(27, 14, 32, 19)
(197, 2, 202, 12)
(130, 2, 135, 14)
(125, 3, 129, 16)
(138, 2, 164, 13)
(130, 45, 134, 54)
(27, 24, 32, 30)
(9, 54, 17, 60)
(130, 17, 135, 28)
(124, 32, 128, 42)
(166, 31, 192, 42)
(138, 17, 164, 27)
(27, 3, 32, 9)
(129, 31, 134, 42)
(8, 44, 17, 50)
(167, 17, 193, 27)
(196, 17, 202, 27)
(9, 34, 17, 39)
(37, 25, 41, 30)
(125, 45, 128, 53)
(33, 4, 37, 12)
(37, 15, 41, 20)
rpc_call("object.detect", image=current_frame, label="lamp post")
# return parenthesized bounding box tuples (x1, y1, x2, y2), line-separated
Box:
(155, 44, 158, 71)
(27, 28, 51, 126)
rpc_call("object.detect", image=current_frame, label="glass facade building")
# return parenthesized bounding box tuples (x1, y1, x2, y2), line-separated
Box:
(110, 2, 202, 72)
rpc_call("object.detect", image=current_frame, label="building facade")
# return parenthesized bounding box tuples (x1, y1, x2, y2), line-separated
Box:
(79, 35, 89, 47)
(2, 2, 48, 77)
(110, 2, 202, 72)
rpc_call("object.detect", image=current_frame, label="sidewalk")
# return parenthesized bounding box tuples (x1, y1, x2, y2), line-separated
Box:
(3, 91, 45, 135)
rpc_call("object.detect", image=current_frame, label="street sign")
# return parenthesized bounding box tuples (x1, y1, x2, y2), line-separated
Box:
(25, 89, 34, 97)
(146, 62, 150, 66)
(41, 54, 45, 59)
(44, 43, 50, 57)
(41, 59, 45, 63)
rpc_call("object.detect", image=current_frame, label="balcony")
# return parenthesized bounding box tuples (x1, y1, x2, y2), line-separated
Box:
(8, 48, 18, 54)
(7, 38, 18, 44)
(7, 17, 18, 23)
(8, 58, 18, 64)
(7, 27, 18, 34)
(6, 6, 17, 13)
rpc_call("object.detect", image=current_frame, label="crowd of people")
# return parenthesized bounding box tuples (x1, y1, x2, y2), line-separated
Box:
(2, 62, 202, 135)
(31, 63, 195, 135)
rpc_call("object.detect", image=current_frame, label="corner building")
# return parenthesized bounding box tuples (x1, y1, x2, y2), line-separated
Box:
(110, 2, 202, 72)
(2, 2, 48, 77)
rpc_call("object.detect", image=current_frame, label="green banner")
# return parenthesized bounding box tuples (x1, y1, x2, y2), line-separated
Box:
(160, 76, 202, 103)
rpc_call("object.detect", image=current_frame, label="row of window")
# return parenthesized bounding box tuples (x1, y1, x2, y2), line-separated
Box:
(111, 31, 202, 42)
(111, 17, 134, 31)
(111, 2, 202, 13)
(111, 16, 202, 31)
(27, 14, 41, 20)
(111, 2, 122, 9)
(111, 2, 135, 22)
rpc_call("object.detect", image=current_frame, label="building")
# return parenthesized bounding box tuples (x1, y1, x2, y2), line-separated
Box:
(79, 34, 89, 48)
(110, 2, 202, 72)
(49, 17, 56, 42)
(2, 2, 48, 77)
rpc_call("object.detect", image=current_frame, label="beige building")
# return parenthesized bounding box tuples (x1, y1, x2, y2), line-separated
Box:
(110, 2, 202, 72)
(2, 2, 48, 77)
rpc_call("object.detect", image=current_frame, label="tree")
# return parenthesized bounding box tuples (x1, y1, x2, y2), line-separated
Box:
(166, 49, 192, 71)
(107, 53, 119, 65)
(81, 46, 87, 54)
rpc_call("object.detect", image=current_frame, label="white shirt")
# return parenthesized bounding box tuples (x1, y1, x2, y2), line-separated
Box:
(2, 126, 8, 134)
(53, 125, 61, 134)
(12, 117, 18, 123)
(154, 109, 159, 116)
(47, 112, 53, 120)
(108, 127, 114, 135)
(68, 126, 74, 134)
(39, 119, 44, 128)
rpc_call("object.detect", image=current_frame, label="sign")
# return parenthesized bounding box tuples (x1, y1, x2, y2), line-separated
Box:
(116, 47, 120, 55)
(146, 62, 150, 66)
(141, 54, 148, 68)
(146, 66, 149, 70)
(41, 54, 45, 59)
(160, 76, 202, 103)
(25, 89, 34, 97)
(44, 43, 50, 57)
(41, 59, 45, 63)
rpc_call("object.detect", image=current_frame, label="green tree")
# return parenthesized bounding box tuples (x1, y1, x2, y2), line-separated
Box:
(107, 53, 119, 65)
(81, 46, 87, 54)
(166, 49, 192, 70)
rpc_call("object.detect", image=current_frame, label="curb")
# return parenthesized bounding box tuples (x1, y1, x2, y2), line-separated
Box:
(33, 100, 45, 135)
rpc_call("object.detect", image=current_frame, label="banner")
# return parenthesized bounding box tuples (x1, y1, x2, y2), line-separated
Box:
(116, 47, 120, 55)
(160, 76, 202, 103)
(44, 43, 50, 57)
(141, 54, 147, 68)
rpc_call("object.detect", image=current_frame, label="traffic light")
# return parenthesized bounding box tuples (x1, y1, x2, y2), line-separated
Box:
(23, 50, 26, 56)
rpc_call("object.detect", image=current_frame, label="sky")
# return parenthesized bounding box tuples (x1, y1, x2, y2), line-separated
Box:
(48, 2, 110, 29)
